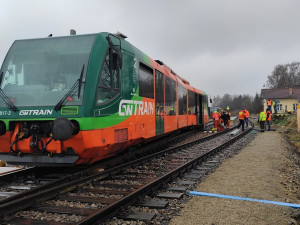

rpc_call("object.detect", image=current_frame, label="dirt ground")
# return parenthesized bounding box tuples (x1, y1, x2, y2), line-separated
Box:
(170, 131, 300, 225)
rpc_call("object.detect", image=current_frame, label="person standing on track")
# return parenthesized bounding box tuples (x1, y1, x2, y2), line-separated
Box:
(226, 106, 231, 128)
(212, 110, 220, 131)
(273, 100, 278, 114)
(266, 109, 272, 131)
(244, 108, 250, 127)
(221, 109, 230, 129)
(237, 109, 245, 131)
(267, 99, 272, 112)
(259, 109, 266, 132)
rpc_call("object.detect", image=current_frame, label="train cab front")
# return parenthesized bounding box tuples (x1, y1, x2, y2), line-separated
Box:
(0, 118, 80, 166)
(0, 33, 98, 166)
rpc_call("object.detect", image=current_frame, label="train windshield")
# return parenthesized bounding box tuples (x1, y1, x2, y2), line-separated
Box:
(0, 34, 96, 108)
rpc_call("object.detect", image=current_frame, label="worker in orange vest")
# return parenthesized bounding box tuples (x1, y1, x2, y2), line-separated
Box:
(266, 109, 272, 131)
(237, 110, 245, 131)
(212, 111, 220, 131)
(244, 109, 250, 127)
(267, 99, 272, 112)
(218, 110, 223, 128)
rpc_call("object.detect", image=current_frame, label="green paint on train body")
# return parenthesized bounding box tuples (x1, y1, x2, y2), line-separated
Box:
(0, 32, 151, 131)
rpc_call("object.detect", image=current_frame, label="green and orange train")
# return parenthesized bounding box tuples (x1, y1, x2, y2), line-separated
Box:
(0, 32, 210, 166)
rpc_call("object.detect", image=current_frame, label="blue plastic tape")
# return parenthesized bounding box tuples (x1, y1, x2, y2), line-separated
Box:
(189, 191, 300, 208)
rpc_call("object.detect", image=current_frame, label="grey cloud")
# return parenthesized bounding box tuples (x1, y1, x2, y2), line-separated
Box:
(1, 0, 300, 96)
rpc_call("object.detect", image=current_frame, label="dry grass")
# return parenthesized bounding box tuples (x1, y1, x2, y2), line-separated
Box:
(274, 114, 300, 153)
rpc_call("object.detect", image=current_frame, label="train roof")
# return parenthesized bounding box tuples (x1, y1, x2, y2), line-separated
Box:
(12, 31, 207, 96)
(110, 32, 207, 97)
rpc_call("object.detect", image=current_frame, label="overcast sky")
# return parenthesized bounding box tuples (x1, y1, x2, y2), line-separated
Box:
(1, 0, 300, 98)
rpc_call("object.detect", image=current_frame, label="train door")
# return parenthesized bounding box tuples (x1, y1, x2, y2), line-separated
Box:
(196, 94, 203, 125)
(155, 70, 164, 135)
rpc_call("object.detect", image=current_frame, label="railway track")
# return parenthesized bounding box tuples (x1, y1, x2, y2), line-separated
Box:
(0, 125, 250, 225)
(0, 127, 209, 206)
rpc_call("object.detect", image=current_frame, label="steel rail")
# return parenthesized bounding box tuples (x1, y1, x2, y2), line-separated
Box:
(0, 126, 199, 206)
(0, 166, 36, 180)
(0, 126, 208, 206)
(77, 127, 252, 224)
(0, 125, 242, 222)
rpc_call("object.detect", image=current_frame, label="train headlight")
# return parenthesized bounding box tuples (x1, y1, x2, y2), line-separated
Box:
(0, 121, 6, 136)
(52, 118, 74, 141)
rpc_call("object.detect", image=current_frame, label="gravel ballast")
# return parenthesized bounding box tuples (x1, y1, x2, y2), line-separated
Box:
(170, 131, 300, 225)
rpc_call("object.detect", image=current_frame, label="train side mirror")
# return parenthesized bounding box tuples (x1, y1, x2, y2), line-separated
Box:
(210, 98, 212, 103)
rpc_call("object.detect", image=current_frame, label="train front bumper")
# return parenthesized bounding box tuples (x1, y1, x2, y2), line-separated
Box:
(0, 153, 79, 167)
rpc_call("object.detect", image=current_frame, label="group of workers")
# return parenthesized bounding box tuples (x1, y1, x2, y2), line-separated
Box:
(237, 109, 250, 131)
(259, 108, 272, 131)
(212, 107, 232, 131)
(267, 99, 278, 114)
(212, 106, 273, 132)
(211, 107, 250, 132)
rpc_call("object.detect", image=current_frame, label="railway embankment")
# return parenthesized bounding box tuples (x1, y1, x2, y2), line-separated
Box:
(170, 122, 300, 225)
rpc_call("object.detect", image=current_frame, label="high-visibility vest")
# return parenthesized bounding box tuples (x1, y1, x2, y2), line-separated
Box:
(244, 110, 249, 118)
(260, 112, 266, 121)
(212, 112, 219, 120)
(267, 100, 272, 106)
(238, 111, 245, 120)
(266, 111, 272, 121)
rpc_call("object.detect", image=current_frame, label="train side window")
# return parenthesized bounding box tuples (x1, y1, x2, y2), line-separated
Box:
(139, 62, 154, 98)
(188, 91, 196, 115)
(165, 76, 177, 115)
(178, 85, 187, 115)
(96, 48, 121, 104)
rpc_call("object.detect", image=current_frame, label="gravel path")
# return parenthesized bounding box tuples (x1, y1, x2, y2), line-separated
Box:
(170, 131, 300, 225)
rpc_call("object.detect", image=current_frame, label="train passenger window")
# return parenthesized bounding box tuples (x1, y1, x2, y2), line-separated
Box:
(155, 70, 164, 115)
(188, 91, 196, 115)
(165, 76, 177, 115)
(178, 85, 187, 115)
(96, 48, 121, 104)
(139, 63, 154, 98)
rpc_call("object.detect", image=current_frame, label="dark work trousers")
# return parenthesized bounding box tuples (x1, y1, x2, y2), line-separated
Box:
(260, 121, 265, 132)
(237, 119, 245, 131)
(245, 118, 249, 127)
(266, 120, 271, 131)
(223, 119, 228, 128)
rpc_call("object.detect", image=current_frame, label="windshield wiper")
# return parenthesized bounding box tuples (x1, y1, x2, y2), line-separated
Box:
(0, 72, 18, 112)
(0, 71, 3, 87)
(78, 64, 85, 99)
(54, 64, 85, 111)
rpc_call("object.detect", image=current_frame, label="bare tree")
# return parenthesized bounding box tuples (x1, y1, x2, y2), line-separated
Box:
(267, 62, 300, 88)
(288, 62, 300, 87)
(214, 94, 259, 114)
(219, 93, 232, 109)
(212, 95, 222, 107)
(267, 64, 288, 88)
